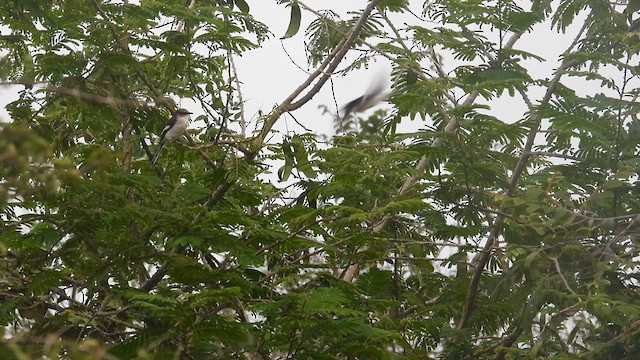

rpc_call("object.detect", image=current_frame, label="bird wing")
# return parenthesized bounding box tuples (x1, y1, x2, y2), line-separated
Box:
(158, 115, 177, 143)
(362, 72, 387, 99)
(341, 95, 365, 118)
(341, 73, 389, 117)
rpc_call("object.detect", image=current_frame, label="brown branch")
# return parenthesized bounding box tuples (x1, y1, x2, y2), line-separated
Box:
(527, 151, 583, 161)
(550, 255, 578, 295)
(90, 0, 168, 106)
(455, 62, 582, 331)
(253, 0, 383, 147)
(184, 138, 253, 156)
(455, 13, 593, 330)
(43, 86, 147, 107)
(166, 2, 383, 286)
(140, 259, 173, 292)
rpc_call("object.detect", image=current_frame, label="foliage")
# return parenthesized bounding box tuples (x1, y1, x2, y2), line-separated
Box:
(2, 0, 640, 359)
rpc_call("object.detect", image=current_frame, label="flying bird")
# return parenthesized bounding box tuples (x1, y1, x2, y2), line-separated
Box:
(341, 73, 389, 118)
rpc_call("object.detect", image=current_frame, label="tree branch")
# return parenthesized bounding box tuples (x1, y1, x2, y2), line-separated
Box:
(253, 0, 383, 147)
(455, 12, 593, 330)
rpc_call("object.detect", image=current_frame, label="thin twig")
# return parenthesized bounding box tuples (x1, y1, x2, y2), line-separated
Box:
(550, 256, 578, 295)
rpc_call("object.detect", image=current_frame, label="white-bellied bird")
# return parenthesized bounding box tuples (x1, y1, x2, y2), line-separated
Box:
(151, 108, 193, 165)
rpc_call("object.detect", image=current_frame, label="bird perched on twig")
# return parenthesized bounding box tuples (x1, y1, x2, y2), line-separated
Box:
(151, 108, 193, 165)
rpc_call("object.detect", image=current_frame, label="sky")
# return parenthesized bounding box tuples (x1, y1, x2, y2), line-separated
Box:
(233, 1, 396, 137)
(0, 1, 595, 141)
(232, 0, 590, 139)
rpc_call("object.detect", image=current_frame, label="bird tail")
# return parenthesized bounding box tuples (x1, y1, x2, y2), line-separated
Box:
(151, 142, 165, 165)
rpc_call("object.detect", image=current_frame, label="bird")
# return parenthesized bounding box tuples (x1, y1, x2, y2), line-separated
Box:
(151, 108, 193, 165)
(341, 73, 388, 118)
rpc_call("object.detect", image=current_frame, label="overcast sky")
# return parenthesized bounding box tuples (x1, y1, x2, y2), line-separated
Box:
(0, 1, 593, 139)
(234, 0, 589, 138)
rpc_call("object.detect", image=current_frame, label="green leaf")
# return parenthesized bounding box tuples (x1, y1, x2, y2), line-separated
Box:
(30, 271, 62, 296)
(234, 0, 250, 13)
(356, 268, 393, 297)
(172, 235, 204, 247)
(277, 159, 294, 181)
(378, 0, 409, 12)
(281, 2, 301, 39)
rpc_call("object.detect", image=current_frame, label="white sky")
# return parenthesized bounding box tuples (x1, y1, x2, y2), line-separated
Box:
(0, 1, 598, 141)
(233, 0, 591, 139)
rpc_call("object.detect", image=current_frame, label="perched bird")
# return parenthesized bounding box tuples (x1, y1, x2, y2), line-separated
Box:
(151, 108, 193, 165)
(341, 74, 388, 118)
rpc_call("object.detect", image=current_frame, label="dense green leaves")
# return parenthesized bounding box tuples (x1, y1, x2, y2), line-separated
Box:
(3, 0, 640, 359)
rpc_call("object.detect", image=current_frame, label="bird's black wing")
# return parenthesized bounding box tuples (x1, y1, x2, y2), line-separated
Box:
(341, 95, 365, 118)
(158, 115, 177, 143)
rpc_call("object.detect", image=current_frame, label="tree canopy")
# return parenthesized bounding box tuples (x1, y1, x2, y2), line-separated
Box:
(2, 0, 640, 359)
